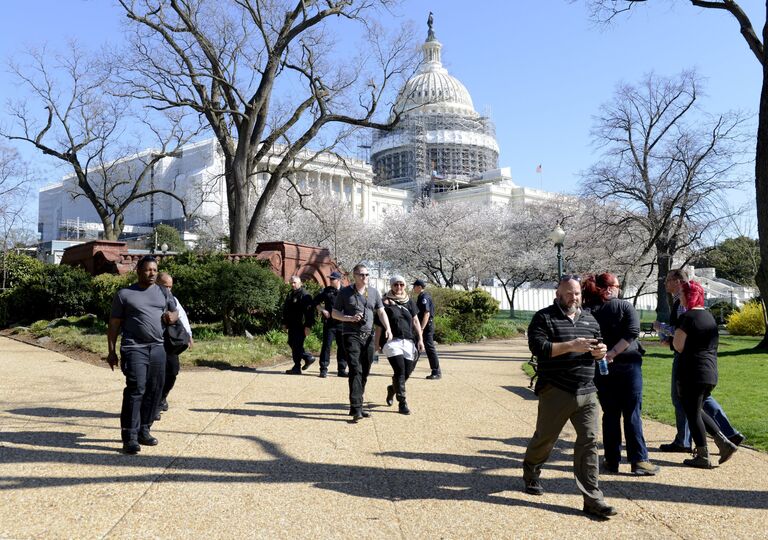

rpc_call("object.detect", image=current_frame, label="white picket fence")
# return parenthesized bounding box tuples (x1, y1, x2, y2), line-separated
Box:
(368, 277, 659, 313)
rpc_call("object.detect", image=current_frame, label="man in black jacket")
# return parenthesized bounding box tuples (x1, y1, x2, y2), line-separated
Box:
(283, 275, 315, 375)
(523, 276, 617, 519)
(313, 271, 347, 378)
(413, 279, 441, 379)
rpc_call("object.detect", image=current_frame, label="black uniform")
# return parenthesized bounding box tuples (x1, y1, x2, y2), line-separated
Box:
(313, 285, 347, 375)
(416, 289, 441, 377)
(282, 287, 315, 372)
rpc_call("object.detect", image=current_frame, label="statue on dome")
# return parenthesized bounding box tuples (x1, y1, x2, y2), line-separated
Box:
(427, 12, 435, 40)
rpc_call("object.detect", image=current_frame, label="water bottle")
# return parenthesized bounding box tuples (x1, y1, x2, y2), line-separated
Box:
(597, 356, 609, 376)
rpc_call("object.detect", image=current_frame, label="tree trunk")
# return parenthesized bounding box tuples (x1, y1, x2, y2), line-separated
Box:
(229, 164, 249, 254)
(754, 13, 768, 350)
(655, 244, 673, 323)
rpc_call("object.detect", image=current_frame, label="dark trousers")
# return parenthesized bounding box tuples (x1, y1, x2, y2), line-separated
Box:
(387, 353, 417, 402)
(678, 382, 719, 448)
(343, 332, 374, 412)
(320, 323, 346, 373)
(162, 353, 180, 400)
(523, 385, 603, 505)
(288, 326, 312, 369)
(671, 352, 736, 446)
(120, 344, 166, 442)
(423, 322, 440, 373)
(595, 361, 649, 464)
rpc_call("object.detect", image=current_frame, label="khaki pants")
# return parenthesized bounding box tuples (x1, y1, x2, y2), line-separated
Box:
(523, 384, 604, 505)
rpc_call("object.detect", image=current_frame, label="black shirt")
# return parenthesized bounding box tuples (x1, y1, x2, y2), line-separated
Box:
(676, 309, 719, 386)
(588, 298, 643, 364)
(314, 286, 340, 326)
(527, 302, 602, 395)
(416, 291, 435, 323)
(282, 288, 315, 328)
(382, 298, 417, 341)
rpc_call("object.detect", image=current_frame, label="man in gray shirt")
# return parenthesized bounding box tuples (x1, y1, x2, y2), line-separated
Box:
(108, 256, 177, 454)
(333, 264, 392, 422)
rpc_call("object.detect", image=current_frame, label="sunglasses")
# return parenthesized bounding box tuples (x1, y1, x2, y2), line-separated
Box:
(393, 283, 405, 287)
(559, 274, 581, 282)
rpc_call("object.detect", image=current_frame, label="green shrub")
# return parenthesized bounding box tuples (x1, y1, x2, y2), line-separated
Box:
(0, 252, 44, 289)
(193, 323, 224, 341)
(480, 319, 521, 339)
(433, 314, 463, 344)
(91, 273, 135, 321)
(726, 301, 766, 336)
(4, 264, 93, 324)
(265, 329, 287, 345)
(426, 287, 467, 317)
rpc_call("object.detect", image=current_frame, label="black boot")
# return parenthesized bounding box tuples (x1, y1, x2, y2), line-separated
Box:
(683, 446, 712, 469)
(398, 400, 411, 415)
(386, 384, 395, 406)
(714, 432, 738, 464)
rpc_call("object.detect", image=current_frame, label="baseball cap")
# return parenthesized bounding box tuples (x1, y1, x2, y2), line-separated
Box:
(329, 271, 342, 280)
(413, 279, 426, 288)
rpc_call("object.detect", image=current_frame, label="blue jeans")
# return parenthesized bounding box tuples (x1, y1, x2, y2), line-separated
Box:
(595, 361, 649, 464)
(671, 352, 736, 446)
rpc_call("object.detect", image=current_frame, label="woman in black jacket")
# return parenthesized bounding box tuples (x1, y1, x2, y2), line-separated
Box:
(378, 275, 424, 415)
(582, 273, 659, 476)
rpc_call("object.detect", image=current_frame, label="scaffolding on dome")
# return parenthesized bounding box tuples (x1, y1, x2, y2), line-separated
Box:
(370, 112, 499, 197)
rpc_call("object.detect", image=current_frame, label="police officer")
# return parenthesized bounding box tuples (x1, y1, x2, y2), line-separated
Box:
(313, 271, 347, 378)
(282, 275, 316, 375)
(413, 279, 441, 379)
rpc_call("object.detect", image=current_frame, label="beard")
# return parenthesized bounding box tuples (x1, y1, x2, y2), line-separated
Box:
(557, 297, 580, 315)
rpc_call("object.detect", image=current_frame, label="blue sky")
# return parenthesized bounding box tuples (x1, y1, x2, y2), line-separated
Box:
(1, 0, 763, 229)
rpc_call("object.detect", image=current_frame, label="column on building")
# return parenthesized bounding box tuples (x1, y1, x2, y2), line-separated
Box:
(350, 176, 358, 216)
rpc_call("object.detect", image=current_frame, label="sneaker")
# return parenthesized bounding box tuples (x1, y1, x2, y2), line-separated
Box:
(602, 460, 619, 474)
(631, 461, 659, 476)
(728, 433, 746, 447)
(426, 371, 442, 380)
(583, 500, 617, 518)
(683, 454, 713, 469)
(659, 442, 692, 453)
(523, 478, 544, 496)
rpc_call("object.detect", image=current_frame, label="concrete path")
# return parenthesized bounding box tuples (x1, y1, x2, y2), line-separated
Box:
(0, 336, 766, 539)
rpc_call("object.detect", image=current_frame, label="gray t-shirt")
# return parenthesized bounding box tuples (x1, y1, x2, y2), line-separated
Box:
(111, 283, 177, 347)
(333, 285, 383, 334)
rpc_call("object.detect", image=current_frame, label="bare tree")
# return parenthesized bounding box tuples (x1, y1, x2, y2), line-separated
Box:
(0, 146, 33, 289)
(118, 0, 419, 253)
(582, 71, 748, 322)
(584, 0, 768, 348)
(2, 43, 195, 240)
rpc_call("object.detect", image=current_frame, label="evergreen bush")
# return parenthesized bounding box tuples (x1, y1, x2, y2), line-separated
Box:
(91, 273, 135, 321)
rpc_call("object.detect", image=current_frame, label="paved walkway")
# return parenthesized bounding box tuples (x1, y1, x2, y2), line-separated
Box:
(0, 336, 766, 539)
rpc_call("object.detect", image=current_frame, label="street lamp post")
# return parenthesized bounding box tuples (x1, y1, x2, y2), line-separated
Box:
(549, 224, 566, 280)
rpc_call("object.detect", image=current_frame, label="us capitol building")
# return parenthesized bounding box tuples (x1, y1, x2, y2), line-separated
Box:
(38, 18, 555, 250)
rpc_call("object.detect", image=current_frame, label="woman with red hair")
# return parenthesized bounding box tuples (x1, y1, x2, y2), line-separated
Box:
(673, 280, 738, 468)
(582, 273, 659, 476)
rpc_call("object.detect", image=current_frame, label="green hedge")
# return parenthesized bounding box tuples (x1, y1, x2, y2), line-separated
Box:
(427, 287, 499, 343)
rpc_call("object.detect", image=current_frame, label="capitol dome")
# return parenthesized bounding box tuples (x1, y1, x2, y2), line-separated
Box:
(371, 16, 500, 194)
(393, 40, 476, 116)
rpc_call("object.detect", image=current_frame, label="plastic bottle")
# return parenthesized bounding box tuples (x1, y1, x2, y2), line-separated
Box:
(597, 356, 609, 376)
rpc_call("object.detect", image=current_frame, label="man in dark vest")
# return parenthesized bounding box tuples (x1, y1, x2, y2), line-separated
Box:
(313, 271, 347, 378)
(283, 275, 315, 375)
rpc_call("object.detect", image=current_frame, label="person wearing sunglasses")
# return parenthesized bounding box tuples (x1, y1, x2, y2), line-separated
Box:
(377, 275, 424, 415)
(332, 264, 392, 422)
(523, 274, 617, 519)
(582, 272, 659, 477)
